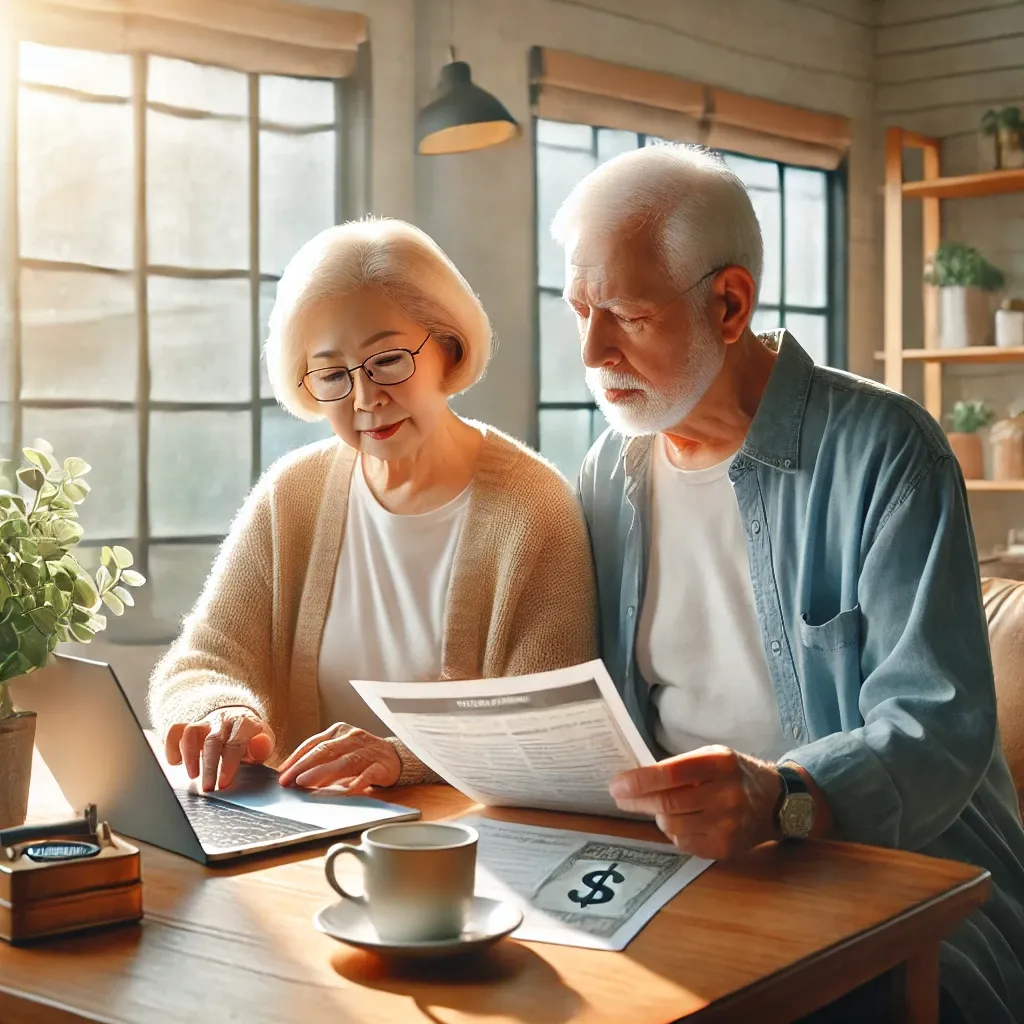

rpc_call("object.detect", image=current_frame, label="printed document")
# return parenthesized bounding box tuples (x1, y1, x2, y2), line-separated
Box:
(350, 660, 656, 817)
(465, 816, 712, 950)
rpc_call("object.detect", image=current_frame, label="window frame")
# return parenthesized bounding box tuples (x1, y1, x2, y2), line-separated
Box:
(2, 43, 350, 564)
(532, 119, 849, 454)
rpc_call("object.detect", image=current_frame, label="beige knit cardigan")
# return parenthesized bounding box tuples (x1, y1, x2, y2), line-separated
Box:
(148, 425, 599, 786)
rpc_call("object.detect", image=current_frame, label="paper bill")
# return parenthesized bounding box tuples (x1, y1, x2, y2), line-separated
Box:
(350, 660, 656, 817)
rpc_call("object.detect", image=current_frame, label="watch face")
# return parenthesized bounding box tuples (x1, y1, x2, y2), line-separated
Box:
(781, 793, 815, 838)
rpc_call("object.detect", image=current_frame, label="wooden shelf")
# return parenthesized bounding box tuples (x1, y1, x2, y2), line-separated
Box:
(966, 480, 1024, 492)
(874, 346, 1024, 363)
(902, 169, 1024, 200)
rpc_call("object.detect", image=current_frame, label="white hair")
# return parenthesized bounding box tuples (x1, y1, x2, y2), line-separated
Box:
(550, 143, 763, 303)
(265, 217, 493, 422)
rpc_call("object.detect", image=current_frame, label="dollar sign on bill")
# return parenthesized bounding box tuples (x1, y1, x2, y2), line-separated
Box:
(568, 862, 625, 908)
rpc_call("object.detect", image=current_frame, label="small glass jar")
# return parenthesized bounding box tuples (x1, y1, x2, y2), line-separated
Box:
(991, 414, 1024, 480)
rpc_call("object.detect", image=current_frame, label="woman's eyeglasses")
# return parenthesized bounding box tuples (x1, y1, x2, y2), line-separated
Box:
(298, 334, 431, 403)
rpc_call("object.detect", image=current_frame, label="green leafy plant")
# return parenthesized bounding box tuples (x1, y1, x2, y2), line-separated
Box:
(948, 400, 995, 434)
(0, 440, 145, 718)
(924, 242, 1006, 292)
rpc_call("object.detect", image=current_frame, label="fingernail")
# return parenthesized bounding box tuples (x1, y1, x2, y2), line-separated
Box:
(608, 777, 629, 798)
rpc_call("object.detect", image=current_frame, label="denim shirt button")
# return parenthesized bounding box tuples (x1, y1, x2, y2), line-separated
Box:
(627, 606, 635, 618)
(770, 640, 782, 655)
(783, 458, 792, 468)
(751, 520, 761, 535)
(792, 725, 800, 739)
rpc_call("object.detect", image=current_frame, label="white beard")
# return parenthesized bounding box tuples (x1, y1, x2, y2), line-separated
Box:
(585, 314, 725, 437)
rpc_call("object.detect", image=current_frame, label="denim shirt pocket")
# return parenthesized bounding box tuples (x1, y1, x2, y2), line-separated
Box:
(796, 606, 862, 728)
(798, 605, 861, 651)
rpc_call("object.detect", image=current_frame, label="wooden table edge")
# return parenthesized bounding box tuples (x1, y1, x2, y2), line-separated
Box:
(0, 982, 119, 1024)
(687, 868, 991, 1022)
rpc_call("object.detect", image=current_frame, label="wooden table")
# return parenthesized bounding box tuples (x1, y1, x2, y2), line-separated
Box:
(0, 753, 990, 1024)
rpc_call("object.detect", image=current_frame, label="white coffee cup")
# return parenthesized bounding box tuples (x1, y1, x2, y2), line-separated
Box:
(324, 822, 478, 942)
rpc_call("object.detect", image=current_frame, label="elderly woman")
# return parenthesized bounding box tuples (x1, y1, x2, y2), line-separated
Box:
(148, 218, 597, 794)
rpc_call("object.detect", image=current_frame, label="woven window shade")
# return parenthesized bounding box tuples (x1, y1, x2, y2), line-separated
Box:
(531, 48, 849, 171)
(12, 0, 368, 78)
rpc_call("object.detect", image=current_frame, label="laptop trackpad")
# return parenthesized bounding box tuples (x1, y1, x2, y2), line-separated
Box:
(161, 757, 414, 830)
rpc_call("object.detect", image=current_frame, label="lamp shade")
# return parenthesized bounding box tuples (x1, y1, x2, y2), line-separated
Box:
(416, 61, 519, 155)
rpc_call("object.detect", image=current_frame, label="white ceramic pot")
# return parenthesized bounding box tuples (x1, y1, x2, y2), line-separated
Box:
(940, 286, 993, 348)
(996, 309, 1024, 348)
(0, 708, 36, 830)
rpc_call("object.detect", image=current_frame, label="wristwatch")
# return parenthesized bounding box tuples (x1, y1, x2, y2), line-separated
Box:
(774, 763, 816, 840)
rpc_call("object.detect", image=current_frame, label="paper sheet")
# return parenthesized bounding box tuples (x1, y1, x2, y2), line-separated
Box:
(463, 816, 712, 950)
(350, 660, 656, 817)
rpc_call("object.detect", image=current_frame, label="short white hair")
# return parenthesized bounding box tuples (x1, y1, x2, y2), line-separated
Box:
(265, 217, 493, 422)
(550, 143, 763, 302)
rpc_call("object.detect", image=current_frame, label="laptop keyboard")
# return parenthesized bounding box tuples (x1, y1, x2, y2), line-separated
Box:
(174, 790, 317, 851)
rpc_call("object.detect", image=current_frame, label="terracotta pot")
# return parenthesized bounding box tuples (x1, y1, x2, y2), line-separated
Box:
(948, 432, 985, 480)
(0, 709, 36, 830)
(992, 415, 1024, 480)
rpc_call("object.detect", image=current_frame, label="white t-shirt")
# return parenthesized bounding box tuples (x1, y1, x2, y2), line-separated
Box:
(317, 457, 472, 734)
(636, 436, 789, 762)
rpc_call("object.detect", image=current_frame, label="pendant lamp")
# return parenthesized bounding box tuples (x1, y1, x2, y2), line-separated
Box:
(416, 47, 520, 155)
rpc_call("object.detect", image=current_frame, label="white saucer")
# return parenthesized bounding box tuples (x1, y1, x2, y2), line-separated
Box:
(314, 896, 523, 958)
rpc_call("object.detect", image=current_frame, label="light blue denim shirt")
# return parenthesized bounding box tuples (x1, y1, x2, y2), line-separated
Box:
(579, 332, 1024, 1022)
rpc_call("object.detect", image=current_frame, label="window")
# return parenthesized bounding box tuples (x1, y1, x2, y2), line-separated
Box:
(2, 43, 344, 641)
(534, 120, 845, 481)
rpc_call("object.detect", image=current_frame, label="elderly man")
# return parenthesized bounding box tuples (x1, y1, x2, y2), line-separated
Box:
(553, 144, 1024, 1023)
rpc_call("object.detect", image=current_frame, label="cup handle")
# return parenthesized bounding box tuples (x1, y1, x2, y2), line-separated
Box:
(324, 843, 368, 904)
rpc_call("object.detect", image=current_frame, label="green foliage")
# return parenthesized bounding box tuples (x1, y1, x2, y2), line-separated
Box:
(982, 106, 1022, 133)
(0, 440, 146, 711)
(948, 400, 995, 435)
(924, 242, 1006, 292)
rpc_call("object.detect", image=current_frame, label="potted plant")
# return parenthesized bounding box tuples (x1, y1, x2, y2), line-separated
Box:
(982, 106, 1024, 170)
(0, 441, 145, 829)
(1000, 106, 1024, 169)
(946, 400, 994, 480)
(924, 242, 1005, 348)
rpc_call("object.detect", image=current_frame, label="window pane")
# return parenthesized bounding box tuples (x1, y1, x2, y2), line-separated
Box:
(723, 154, 779, 192)
(785, 312, 828, 365)
(260, 405, 333, 472)
(147, 110, 249, 270)
(536, 146, 597, 290)
(784, 167, 827, 308)
(260, 129, 335, 276)
(20, 268, 137, 401)
(539, 408, 592, 483)
(19, 43, 130, 98)
(21, 408, 138, 540)
(749, 188, 781, 307)
(18, 89, 133, 268)
(597, 129, 639, 164)
(751, 308, 782, 335)
(259, 76, 335, 126)
(536, 120, 592, 150)
(148, 411, 251, 537)
(147, 57, 248, 117)
(259, 280, 278, 398)
(148, 277, 252, 403)
(539, 292, 589, 403)
(104, 542, 220, 643)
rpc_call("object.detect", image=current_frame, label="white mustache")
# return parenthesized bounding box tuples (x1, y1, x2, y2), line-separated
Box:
(586, 369, 651, 393)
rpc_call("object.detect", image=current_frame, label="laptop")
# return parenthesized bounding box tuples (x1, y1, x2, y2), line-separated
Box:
(13, 654, 420, 864)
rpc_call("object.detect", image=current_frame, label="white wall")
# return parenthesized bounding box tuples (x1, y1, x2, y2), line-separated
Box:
(312, 0, 878, 443)
(876, 0, 1024, 552)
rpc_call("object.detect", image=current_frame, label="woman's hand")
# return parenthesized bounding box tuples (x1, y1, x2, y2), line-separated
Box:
(277, 723, 401, 792)
(164, 707, 275, 792)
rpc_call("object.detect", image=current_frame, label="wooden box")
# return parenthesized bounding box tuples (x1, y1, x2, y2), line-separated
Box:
(0, 822, 142, 944)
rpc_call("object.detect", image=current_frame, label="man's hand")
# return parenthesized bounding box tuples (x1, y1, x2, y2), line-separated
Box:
(277, 723, 401, 793)
(609, 745, 782, 860)
(164, 707, 275, 792)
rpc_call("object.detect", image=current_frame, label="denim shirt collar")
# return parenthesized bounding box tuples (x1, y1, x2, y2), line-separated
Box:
(622, 330, 812, 482)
